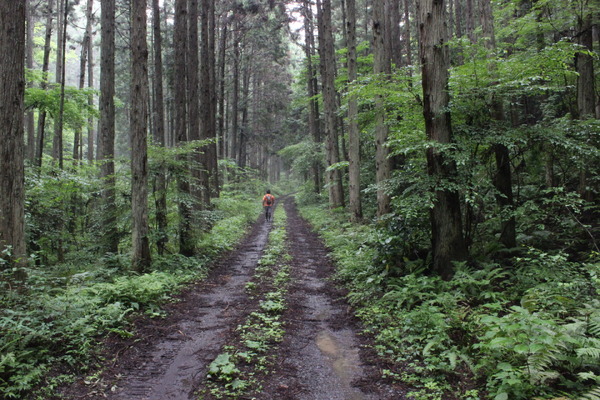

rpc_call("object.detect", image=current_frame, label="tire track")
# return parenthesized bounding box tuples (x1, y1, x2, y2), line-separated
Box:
(104, 218, 272, 400)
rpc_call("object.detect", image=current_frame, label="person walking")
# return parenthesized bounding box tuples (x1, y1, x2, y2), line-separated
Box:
(262, 190, 275, 221)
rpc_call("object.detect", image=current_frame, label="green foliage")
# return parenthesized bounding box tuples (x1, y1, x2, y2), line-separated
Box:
(25, 84, 98, 131)
(2, 184, 260, 398)
(298, 200, 600, 399)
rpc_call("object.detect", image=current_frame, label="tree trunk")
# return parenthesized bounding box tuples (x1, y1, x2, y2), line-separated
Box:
(466, 0, 475, 42)
(317, 0, 344, 208)
(230, 18, 240, 164)
(198, 0, 211, 206)
(87, 0, 95, 163)
(130, 0, 152, 272)
(25, 0, 35, 163)
(98, 0, 118, 253)
(454, 0, 463, 38)
(35, 0, 54, 168)
(577, 12, 595, 120)
(174, 0, 195, 256)
(238, 62, 251, 169)
(0, 0, 27, 269)
(389, 0, 402, 68)
(403, 0, 413, 70)
(303, 0, 322, 194)
(576, 10, 596, 202)
(217, 15, 228, 161)
(346, 0, 362, 221)
(152, 0, 168, 255)
(373, 0, 391, 217)
(74, 0, 93, 165)
(207, 0, 219, 197)
(481, 0, 516, 249)
(418, 0, 467, 279)
(52, 0, 67, 169)
(188, 0, 205, 208)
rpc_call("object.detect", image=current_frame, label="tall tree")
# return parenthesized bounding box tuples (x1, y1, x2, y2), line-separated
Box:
(188, 0, 204, 207)
(86, 0, 95, 163)
(74, 0, 94, 164)
(373, 0, 392, 217)
(152, 0, 168, 255)
(131, 0, 151, 271)
(317, 0, 344, 208)
(52, 0, 68, 169)
(174, 0, 195, 256)
(303, 0, 322, 194)
(25, 0, 36, 162)
(230, 15, 241, 164)
(216, 13, 229, 161)
(35, 0, 54, 168)
(346, 0, 362, 221)
(207, 0, 219, 197)
(418, 0, 467, 278)
(483, 0, 516, 249)
(198, 0, 211, 206)
(98, 0, 118, 253)
(576, 5, 596, 201)
(0, 0, 27, 267)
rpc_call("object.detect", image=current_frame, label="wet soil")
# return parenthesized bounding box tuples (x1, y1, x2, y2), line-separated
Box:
(59, 198, 406, 399)
(254, 198, 406, 400)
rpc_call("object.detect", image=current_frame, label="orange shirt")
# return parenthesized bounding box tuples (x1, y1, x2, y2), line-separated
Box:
(262, 194, 275, 206)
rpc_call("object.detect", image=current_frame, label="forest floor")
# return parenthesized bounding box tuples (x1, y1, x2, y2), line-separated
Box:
(58, 197, 407, 400)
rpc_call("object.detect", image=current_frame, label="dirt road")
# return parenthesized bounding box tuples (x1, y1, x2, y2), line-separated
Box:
(62, 197, 404, 399)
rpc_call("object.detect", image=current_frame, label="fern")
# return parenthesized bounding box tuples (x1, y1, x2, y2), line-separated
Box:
(580, 386, 600, 400)
(577, 347, 600, 360)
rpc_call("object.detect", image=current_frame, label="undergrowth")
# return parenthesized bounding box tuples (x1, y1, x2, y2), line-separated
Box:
(201, 205, 291, 399)
(0, 194, 260, 400)
(297, 201, 600, 400)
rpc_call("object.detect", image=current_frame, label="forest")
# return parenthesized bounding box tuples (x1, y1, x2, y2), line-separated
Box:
(0, 0, 599, 399)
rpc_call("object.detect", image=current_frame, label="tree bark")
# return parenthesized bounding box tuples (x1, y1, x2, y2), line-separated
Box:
(480, 0, 516, 249)
(130, 0, 152, 272)
(74, 0, 93, 164)
(188, 0, 205, 208)
(217, 15, 228, 161)
(198, 0, 211, 206)
(152, 0, 168, 255)
(52, 0, 67, 169)
(35, 0, 54, 168)
(0, 0, 27, 268)
(303, 0, 322, 193)
(317, 0, 344, 208)
(25, 0, 35, 162)
(346, 0, 362, 221)
(87, 0, 95, 163)
(373, 0, 392, 217)
(576, 12, 595, 119)
(389, 0, 402, 68)
(208, 0, 219, 197)
(418, 0, 467, 279)
(576, 10, 596, 202)
(174, 0, 195, 256)
(230, 17, 240, 164)
(403, 0, 413, 69)
(98, 0, 118, 253)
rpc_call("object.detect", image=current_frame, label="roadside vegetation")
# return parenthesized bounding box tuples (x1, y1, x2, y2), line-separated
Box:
(297, 196, 600, 400)
(0, 161, 264, 399)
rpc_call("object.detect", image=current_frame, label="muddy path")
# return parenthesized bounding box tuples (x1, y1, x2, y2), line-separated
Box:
(61, 197, 405, 399)
(252, 197, 405, 400)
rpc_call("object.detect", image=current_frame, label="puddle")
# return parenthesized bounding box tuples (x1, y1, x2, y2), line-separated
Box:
(316, 330, 366, 400)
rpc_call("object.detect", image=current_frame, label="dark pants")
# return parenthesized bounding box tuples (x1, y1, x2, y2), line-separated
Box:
(264, 206, 273, 220)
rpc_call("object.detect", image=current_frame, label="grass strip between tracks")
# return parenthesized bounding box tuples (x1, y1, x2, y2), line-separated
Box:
(199, 205, 291, 399)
